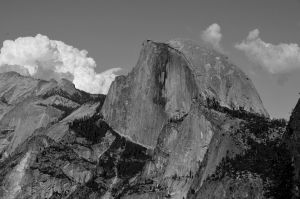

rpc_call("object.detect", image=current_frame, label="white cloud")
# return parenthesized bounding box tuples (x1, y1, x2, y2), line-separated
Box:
(201, 23, 223, 52)
(0, 34, 120, 94)
(235, 29, 300, 74)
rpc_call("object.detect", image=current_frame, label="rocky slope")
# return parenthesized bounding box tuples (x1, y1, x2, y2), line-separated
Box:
(0, 39, 295, 199)
(0, 71, 103, 160)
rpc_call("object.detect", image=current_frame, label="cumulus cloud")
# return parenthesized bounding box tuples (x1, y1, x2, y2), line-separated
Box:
(201, 23, 223, 52)
(0, 34, 121, 94)
(235, 29, 300, 74)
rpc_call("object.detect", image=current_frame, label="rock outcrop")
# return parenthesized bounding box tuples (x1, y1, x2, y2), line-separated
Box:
(101, 39, 267, 149)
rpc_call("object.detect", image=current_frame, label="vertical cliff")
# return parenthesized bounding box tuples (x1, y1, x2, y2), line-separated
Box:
(101, 41, 199, 148)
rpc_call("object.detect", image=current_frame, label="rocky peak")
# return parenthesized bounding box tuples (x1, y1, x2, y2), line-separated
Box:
(101, 39, 268, 148)
(101, 40, 199, 148)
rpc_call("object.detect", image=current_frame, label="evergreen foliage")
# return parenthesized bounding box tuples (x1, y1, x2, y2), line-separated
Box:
(69, 113, 107, 143)
(204, 99, 293, 199)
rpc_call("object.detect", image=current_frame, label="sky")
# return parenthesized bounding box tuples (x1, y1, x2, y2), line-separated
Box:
(0, 0, 299, 119)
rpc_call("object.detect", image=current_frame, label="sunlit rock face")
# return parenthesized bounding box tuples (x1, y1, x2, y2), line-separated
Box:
(102, 39, 268, 148)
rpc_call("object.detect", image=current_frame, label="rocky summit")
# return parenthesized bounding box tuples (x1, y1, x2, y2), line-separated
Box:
(0, 39, 296, 199)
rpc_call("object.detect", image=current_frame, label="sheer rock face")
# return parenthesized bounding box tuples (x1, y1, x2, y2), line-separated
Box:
(101, 40, 268, 149)
(101, 41, 199, 148)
